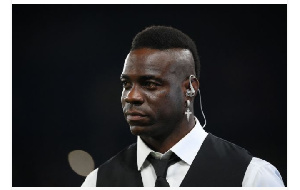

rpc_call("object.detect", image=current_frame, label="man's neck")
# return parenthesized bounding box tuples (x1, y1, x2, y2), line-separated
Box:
(140, 117, 196, 153)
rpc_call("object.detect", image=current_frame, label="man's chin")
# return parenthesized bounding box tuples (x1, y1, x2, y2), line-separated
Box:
(129, 125, 153, 136)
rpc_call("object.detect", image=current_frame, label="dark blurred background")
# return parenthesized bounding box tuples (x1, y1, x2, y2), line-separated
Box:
(12, 4, 287, 187)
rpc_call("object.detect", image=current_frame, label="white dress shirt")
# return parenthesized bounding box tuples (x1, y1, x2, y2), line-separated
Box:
(82, 117, 285, 187)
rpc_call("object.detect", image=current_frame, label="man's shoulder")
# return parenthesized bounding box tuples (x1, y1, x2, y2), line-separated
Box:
(243, 157, 285, 186)
(95, 143, 143, 187)
(206, 133, 252, 157)
(82, 143, 139, 187)
(196, 133, 253, 170)
(98, 143, 137, 171)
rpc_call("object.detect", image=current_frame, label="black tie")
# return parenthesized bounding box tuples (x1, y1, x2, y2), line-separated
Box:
(147, 153, 180, 187)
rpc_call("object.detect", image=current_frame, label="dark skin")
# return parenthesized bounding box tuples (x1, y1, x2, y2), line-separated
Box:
(121, 48, 199, 153)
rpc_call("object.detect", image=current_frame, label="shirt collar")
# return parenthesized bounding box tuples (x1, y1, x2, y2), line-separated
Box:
(136, 117, 208, 171)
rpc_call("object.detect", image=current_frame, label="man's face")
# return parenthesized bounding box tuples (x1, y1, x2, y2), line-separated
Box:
(121, 48, 193, 138)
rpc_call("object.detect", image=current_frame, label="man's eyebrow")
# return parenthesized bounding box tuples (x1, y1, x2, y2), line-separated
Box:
(120, 75, 163, 82)
(141, 75, 163, 83)
(141, 75, 158, 80)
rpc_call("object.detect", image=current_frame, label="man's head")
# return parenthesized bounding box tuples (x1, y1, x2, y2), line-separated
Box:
(131, 26, 200, 79)
(121, 26, 200, 141)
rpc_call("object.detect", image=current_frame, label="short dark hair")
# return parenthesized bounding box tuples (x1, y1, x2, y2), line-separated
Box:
(131, 25, 200, 79)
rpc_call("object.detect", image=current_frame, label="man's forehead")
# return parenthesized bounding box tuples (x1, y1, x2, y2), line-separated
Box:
(122, 48, 194, 75)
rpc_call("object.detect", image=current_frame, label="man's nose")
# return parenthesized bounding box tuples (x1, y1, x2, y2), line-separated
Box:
(124, 85, 144, 105)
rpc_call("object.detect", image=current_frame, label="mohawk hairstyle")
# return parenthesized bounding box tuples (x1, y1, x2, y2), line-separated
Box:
(131, 25, 200, 79)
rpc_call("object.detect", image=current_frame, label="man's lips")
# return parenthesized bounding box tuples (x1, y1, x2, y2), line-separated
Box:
(125, 111, 147, 121)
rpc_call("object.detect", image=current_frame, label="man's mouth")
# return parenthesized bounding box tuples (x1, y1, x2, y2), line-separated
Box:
(125, 111, 147, 121)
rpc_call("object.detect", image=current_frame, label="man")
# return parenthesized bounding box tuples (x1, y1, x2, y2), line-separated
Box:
(82, 26, 285, 187)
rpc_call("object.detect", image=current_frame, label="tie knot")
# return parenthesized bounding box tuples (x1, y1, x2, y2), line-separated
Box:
(147, 153, 180, 179)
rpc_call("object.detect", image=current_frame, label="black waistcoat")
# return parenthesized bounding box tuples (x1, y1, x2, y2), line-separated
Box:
(96, 133, 252, 187)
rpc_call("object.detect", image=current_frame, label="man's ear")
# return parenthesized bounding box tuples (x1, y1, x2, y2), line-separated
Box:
(183, 76, 200, 97)
(191, 77, 200, 96)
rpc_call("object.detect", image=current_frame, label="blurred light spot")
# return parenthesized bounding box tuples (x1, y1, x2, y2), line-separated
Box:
(68, 150, 95, 177)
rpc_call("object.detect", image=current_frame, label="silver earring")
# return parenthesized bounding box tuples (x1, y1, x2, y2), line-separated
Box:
(185, 100, 192, 122)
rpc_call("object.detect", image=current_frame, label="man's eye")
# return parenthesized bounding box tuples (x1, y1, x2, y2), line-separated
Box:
(121, 81, 131, 88)
(144, 81, 158, 89)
